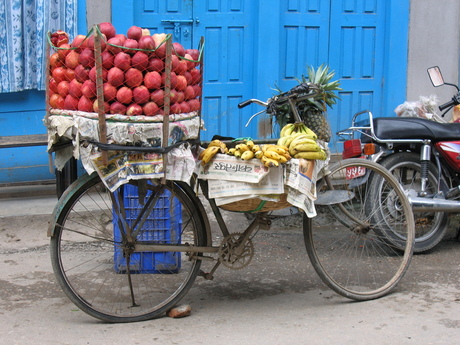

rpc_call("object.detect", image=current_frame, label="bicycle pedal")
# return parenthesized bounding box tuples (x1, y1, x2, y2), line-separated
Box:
(198, 270, 214, 280)
(258, 215, 272, 230)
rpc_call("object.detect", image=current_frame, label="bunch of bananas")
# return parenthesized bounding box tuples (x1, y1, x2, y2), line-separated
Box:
(277, 123, 327, 160)
(226, 140, 292, 168)
(198, 139, 228, 165)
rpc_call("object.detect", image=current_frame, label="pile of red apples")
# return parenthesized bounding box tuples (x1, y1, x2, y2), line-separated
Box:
(48, 23, 202, 116)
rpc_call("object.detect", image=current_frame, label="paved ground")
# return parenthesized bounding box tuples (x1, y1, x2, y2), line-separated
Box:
(0, 185, 459, 345)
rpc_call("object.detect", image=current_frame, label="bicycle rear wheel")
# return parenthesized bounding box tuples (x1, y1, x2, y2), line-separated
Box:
(50, 173, 208, 322)
(304, 159, 415, 300)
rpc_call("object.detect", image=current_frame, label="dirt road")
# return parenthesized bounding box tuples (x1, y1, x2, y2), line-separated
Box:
(0, 191, 459, 345)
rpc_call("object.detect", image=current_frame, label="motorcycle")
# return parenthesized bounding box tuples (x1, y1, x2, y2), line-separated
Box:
(337, 66, 460, 253)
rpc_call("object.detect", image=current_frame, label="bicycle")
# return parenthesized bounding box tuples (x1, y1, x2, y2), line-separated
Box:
(48, 83, 415, 323)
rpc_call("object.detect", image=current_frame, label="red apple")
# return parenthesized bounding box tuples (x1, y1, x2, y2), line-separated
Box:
(107, 67, 125, 87)
(176, 59, 188, 75)
(190, 68, 201, 84)
(114, 52, 131, 71)
(143, 102, 159, 116)
(127, 26, 143, 41)
(147, 57, 164, 72)
(169, 89, 178, 103)
(89, 66, 108, 82)
(185, 48, 200, 62)
(144, 71, 162, 90)
(183, 53, 195, 70)
(192, 84, 202, 97)
(126, 103, 143, 116)
(65, 50, 80, 69)
(182, 71, 192, 84)
(93, 99, 109, 113)
(152, 33, 167, 58)
(101, 50, 114, 69)
(133, 85, 150, 104)
(123, 39, 139, 54)
(172, 42, 185, 57)
(162, 71, 177, 89)
(65, 68, 75, 81)
(57, 80, 69, 97)
(81, 80, 96, 98)
(98, 22, 116, 40)
(117, 86, 133, 104)
(71, 35, 87, 52)
(124, 68, 143, 88)
(49, 93, 64, 109)
(74, 65, 90, 82)
(52, 67, 67, 84)
(184, 85, 195, 100)
(68, 79, 83, 98)
(131, 51, 149, 70)
(138, 35, 155, 51)
(78, 95, 94, 112)
(48, 77, 59, 94)
(176, 75, 187, 91)
(175, 90, 185, 103)
(107, 37, 123, 54)
(150, 89, 165, 106)
(179, 101, 191, 113)
(170, 103, 182, 114)
(110, 101, 127, 115)
(103, 82, 117, 102)
(49, 52, 64, 68)
(64, 94, 79, 110)
(56, 45, 71, 61)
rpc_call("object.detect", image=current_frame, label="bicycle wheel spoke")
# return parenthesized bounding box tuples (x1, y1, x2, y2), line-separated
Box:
(50, 174, 207, 322)
(304, 159, 414, 300)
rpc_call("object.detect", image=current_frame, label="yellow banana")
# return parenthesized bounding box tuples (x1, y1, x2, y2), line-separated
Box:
(263, 150, 282, 161)
(289, 136, 317, 150)
(235, 143, 250, 152)
(252, 144, 261, 153)
(294, 150, 327, 160)
(266, 146, 287, 155)
(246, 140, 254, 150)
(277, 136, 287, 147)
(255, 150, 264, 159)
(228, 148, 236, 155)
(292, 142, 321, 152)
(241, 150, 255, 160)
(283, 135, 295, 148)
(208, 139, 227, 151)
(234, 150, 242, 158)
(277, 155, 287, 163)
(290, 143, 321, 156)
(280, 123, 295, 137)
(201, 146, 220, 165)
(261, 155, 279, 167)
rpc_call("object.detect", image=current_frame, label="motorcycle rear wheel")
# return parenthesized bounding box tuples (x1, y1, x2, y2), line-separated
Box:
(370, 152, 448, 253)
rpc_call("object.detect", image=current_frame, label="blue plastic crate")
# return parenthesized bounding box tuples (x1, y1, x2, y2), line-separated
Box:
(113, 184, 182, 273)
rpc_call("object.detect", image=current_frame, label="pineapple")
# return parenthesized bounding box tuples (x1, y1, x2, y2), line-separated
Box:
(269, 64, 341, 142)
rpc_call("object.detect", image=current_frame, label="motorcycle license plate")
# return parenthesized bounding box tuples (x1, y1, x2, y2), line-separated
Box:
(346, 165, 366, 180)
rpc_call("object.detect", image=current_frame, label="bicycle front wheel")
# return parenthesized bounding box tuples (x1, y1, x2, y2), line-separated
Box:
(304, 159, 415, 300)
(50, 173, 208, 322)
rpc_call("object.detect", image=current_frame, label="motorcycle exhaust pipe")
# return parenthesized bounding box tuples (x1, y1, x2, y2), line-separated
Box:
(409, 196, 460, 212)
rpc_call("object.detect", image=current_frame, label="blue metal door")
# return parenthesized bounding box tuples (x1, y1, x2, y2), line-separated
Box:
(113, 0, 408, 145)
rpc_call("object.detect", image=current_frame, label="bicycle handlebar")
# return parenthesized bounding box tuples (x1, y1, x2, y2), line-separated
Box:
(237, 82, 320, 110)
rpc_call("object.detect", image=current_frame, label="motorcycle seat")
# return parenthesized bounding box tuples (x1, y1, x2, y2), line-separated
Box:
(373, 117, 460, 141)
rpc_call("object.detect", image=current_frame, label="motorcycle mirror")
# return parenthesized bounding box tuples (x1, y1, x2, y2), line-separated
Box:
(427, 66, 444, 87)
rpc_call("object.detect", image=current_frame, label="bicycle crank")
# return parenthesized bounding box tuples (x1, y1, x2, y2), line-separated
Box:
(218, 232, 254, 269)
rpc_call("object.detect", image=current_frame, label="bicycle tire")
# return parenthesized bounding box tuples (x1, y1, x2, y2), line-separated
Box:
(50, 172, 208, 322)
(371, 152, 448, 252)
(304, 159, 415, 300)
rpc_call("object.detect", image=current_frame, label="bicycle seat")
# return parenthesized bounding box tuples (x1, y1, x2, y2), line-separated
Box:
(372, 117, 460, 141)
